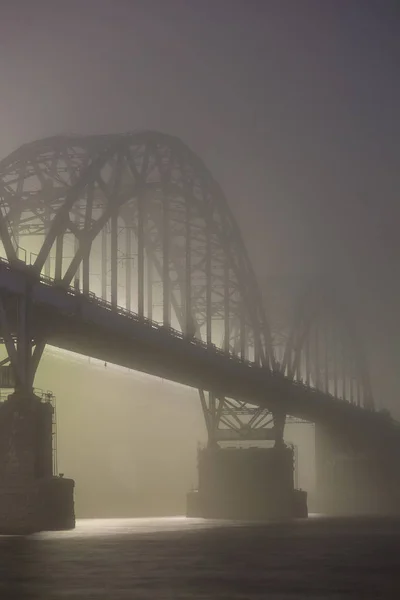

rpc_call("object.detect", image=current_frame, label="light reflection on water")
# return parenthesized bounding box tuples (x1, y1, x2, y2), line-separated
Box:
(1, 515, 400, 599)
(35, 516, 237, 539)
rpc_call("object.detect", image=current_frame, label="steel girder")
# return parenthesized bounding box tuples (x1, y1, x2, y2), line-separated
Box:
(0, 286, 45, 393)
(198, 390, 278, 445)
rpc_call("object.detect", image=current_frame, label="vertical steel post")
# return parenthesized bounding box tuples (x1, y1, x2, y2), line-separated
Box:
(55, 233, 63, 281)
(137, 194, 145, 318)
(324, 321, 329, 394)
(358, 381, 364, 408)
(185, 200, 192, 335)
(17, 294, 32, 392)
(294, 445, 299, 489)
(314, 323, 320, 390)
(209, 392, 216, 440)
(44, 204, 51, 277)
(82, 184, 93, 295)
(101, 225, 107, 301)
(305, 333, 310, 386)
(205, 209, 212, 345)
(110, 212, 118, 309)
(82, 235, 90, 295)
(163, 193, 170, 327)
(125, 225, 131, 312)
(0, 213, 17, 262)
(240, 304, 246, 360)
(341, 345, 347, 401)
(224, 259, 230, 353)
(349, 361, 354, 404)
(332, 324, 338, 398)
(73, 210, 80, 291)
(147, 254, 153, 321)
(254, 323, 261, 365)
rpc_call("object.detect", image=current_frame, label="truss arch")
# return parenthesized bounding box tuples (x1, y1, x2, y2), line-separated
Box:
(0, 131, 274, 367)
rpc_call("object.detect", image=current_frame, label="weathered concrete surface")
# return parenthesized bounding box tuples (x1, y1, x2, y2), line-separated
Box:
(0, 393, 74, 534)
(187, 445, 308, 520)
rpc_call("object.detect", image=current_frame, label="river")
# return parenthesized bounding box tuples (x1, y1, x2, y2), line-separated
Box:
(1, 515, 400, 598)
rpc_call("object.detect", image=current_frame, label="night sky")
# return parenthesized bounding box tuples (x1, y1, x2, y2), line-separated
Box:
(1, 0, 399, 413)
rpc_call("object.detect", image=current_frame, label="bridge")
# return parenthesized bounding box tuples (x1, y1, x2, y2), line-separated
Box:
(0, 131, 399, 532)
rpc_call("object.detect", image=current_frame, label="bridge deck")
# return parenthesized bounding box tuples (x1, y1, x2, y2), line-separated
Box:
(0, 259, 393, 433)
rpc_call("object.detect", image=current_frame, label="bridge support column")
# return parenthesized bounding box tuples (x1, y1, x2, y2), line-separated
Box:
(315, 422, 400, 516)
(187, 392, 308, 520)
(0, 281, 75, 533)
(0, 392, 75, 534)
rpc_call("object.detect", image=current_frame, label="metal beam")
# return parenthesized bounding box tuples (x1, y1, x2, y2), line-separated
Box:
(0, 212, 17, 262)
(205, 209, 212, 345)
(55, 233, 63, 281)
(34, 142, 119, 273)
(224, 259, 230, 353)
(162, 193, 170, 327)
(101, 226, 107, 300)
(125, 225, 132, 312)
(110, 212, 118, 309)
(240, 305, 246, 360)
(185, 199, 192, 335)
(137, 195, 144, 318)
(314, 323, 320, 390)
(147, 253, 153, 321)
(83, 183, 94, 294)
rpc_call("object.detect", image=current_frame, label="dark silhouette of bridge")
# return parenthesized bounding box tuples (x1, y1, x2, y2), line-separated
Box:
(0, 132, 399, 530)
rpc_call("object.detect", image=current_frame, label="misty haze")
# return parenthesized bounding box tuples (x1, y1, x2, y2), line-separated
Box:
(1, 1, 400, 599)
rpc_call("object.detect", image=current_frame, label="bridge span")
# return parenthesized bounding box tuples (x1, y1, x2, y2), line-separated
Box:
(0, 131, 399, 532)
(0, 258, 385, 430)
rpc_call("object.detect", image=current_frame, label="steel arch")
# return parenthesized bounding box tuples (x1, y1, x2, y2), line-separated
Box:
(281, 277, 374, 410)
(0, 132, 274, 368)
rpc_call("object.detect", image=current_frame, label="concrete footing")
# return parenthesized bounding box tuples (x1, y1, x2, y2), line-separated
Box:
(187, 445, 308, 520)
(0, 477, 75, 535)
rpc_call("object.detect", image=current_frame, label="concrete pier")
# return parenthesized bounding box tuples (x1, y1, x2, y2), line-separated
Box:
(187, 445, 308, 520)
(0, 392, 75, 534)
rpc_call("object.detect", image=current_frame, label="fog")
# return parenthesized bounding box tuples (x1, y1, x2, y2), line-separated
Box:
(1, 0, 399, 516)
(34, 350, 201, 516)
(33, 349, 315, 516)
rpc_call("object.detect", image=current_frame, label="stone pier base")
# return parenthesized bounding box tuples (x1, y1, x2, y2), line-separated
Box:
(187, 445, 308, 520)
(0, 485, 39, 535)
(0, 392, 75, 534)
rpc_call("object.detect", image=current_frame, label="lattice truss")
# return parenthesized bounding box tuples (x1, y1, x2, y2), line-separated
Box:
(281, 281, 374, 410)
(263, 276, 312, 365)
(0, 133, 273, 366)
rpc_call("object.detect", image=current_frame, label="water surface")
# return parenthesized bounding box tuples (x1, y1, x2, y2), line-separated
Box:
(1, 516, 400, 599)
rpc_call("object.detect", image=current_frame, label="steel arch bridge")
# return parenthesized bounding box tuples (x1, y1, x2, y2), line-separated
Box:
(0, 131, 374, 443)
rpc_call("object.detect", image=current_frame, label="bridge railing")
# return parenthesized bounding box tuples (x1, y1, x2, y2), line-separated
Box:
(0, 256, 260, 370)
(0, 386, 54, 403)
